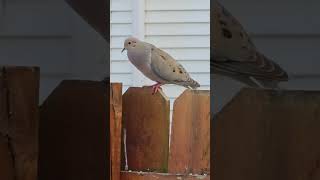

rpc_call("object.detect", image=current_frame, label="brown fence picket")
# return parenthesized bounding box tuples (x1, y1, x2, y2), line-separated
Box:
(0, 66, 40, 180)
(110, 83, 123, 180)
(122, 87, 170, 172)
(169, 89, 210, 174)
(39, 80, 109, 180)
(214, 88, 320, 180)
(0, 68, 8, 136)
(0, 135, 14, 180)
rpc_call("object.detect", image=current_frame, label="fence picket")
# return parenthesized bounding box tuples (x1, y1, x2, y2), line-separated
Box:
(122, 87, 170, 172)
(214, 88, 320, 180)
(169, 89, 210, 174)
(110, 83, 123, 180)
(3, 66, 39, 180)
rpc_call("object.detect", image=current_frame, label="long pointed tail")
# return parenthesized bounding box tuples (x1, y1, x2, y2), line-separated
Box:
(185, 78, 200, 89)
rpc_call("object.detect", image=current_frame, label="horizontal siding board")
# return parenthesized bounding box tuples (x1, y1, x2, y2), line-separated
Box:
(110, 11, 132, 23)
(146, 0, 210, 11)
(222, 1, 320, 35)
(110, 74, 132, 86)
(282, 78, 320, 90)
(111, 0, 132, 11)
(145, 10, 209, 23)
(0, 39, 72, 74)
(188, 73, 210, 85)
(145, 35, 210, 48)
(113, 35, 210, 48)
(179, 60, 210, 73)
(161, 48, 210, 60)
(111, 36, 128, 48)
(111, 24, 132, 36)
(254, 37, 320, 75)
(146, 23, 209, 35)
(0, 2, 71, 36)
(110, 48, 129, 61)
(111, 61, 132, 73)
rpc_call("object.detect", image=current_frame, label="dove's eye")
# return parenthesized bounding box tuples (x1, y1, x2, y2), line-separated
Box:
(128, 42, 131, 45)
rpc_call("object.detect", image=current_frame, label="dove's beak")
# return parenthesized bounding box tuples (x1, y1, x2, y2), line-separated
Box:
(121, 48, 126, 53)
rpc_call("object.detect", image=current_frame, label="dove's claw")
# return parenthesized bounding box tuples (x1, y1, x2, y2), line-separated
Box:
(151, 83, 162, 95)
(143, 82, 162, 94)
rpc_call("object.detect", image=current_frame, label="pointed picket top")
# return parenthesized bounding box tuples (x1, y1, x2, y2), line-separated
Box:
(169, 89, 210, 174)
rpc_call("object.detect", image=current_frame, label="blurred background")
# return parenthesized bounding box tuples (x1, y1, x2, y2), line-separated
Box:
(110, 0, 210, 116)
(0, 0, 108, 104)
(213, 0, 320, 112)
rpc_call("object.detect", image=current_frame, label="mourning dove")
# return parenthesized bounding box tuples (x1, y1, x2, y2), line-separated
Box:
(212, 1, 288, 88)
(122, 37, 200, 94)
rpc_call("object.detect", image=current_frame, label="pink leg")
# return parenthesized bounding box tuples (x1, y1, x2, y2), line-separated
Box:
(143, 82, 162, 95)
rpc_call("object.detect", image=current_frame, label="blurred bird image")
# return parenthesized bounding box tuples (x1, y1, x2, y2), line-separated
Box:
(122, 37, 200, 94)
(212, 1, 288, 88)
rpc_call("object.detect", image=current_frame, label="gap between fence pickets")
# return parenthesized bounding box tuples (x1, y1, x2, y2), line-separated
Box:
(123, 129, 128, 171)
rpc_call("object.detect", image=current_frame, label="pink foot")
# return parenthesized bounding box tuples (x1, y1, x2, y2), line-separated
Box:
(144, 82, 162, 95)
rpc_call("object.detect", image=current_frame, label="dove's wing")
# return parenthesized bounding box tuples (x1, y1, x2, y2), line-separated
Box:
(213, 1, 288, 81)
(148, 44, 190, 84)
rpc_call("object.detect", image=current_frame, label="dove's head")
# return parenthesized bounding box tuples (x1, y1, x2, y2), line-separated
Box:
(122, 37, 140, 53)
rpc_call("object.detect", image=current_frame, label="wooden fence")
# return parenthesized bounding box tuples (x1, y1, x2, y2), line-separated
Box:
(213, 88, 320, 180)
(0, 66, 39, 180)
(2, 66, 320, 180)
(110, 84, 210, 180)
(0, 67, 110, 180)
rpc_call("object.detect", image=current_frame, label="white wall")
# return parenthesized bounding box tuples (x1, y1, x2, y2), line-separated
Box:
(214, 0, 320, 113)
(110, 0, 133, 93)
(110, 0, 210, 114)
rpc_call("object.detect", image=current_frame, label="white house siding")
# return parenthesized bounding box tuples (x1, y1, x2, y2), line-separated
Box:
(0, 0, 108, 103)
(110, 0, 133, 93)
(213, 0, 320, 113)
(110, 0, 210, 114)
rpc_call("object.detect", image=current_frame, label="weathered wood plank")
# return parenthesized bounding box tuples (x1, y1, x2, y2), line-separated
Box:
(120, 171, 210, 180)
(0, 67, 8, 135)
(214, 88, 320, 180)
(122, 87, 170, 172)
(39, 80, 109, 180)
(4, 66, 39, 180)
(169, 90, 210, 174)
(0, 135, 14, 180)
(110, 83, 123, 180)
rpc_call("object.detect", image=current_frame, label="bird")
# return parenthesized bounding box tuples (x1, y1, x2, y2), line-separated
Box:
(122, 37, 200, 94)
(212, 1, 288, 88)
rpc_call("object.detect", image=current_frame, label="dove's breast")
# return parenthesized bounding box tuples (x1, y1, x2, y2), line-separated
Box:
(127, 47, 166, 83)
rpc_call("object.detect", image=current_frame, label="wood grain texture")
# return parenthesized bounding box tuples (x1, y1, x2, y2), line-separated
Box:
(169, 90, 210, 174)
(4, 66, 39, 180)
(213, 88, 320, 180)
(122, 87, 170, 172)
(39, 80, 109, 180)
(0, 135, 14, 180)
(110, 83, 123, 180)
(120, 171, 210, 180)
(0, 67, 8, 135)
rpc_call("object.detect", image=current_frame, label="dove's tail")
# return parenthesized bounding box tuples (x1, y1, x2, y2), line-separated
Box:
(183, 78, 200, 89)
